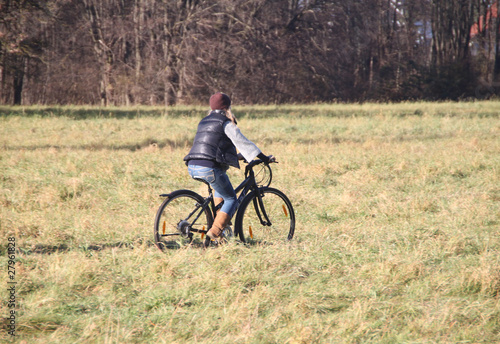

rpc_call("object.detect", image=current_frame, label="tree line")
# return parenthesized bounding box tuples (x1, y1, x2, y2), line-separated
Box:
(1, 0, 500, 106)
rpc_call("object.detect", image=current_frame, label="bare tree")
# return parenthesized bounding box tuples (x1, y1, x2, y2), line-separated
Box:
(82, 0, 116, 106)
(494, 0, 500, 80)
(431, 0, 474, 67)
(0, 0, 50, 104)
(1, 0, 496, 105)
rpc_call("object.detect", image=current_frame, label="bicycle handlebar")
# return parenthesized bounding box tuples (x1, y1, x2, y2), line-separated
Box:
(245, 157, 277, 171)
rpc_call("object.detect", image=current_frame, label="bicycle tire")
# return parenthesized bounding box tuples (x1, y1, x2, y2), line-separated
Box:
(154, 190, 213, 250)
(235, 187, 295, 244)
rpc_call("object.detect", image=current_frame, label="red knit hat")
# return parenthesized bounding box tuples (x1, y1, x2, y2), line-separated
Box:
(209, 92, 231, 110)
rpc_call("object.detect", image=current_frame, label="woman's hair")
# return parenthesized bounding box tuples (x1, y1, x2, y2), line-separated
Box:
(207, 108, 237, 125)
(226, 108, 238, 124)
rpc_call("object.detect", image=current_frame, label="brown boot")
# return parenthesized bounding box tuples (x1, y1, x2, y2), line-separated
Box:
(204, 211, 231, 247)
(213, 197, 233, 227)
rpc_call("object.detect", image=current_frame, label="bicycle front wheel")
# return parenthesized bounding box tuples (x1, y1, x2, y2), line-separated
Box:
(154, 190, 213, 250)
(235, 187, 295, 244)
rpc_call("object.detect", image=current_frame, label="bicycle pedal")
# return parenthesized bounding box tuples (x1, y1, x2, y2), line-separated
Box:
(212, 237, 228, 246)
(221, 226, 233, 239)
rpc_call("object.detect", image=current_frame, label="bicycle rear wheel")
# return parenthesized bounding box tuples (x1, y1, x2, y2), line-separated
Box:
(235, 187, 295, 244)
(154, 190, 213, 250)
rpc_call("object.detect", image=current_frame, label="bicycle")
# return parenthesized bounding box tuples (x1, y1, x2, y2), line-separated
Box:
(154, 159, 295, 250)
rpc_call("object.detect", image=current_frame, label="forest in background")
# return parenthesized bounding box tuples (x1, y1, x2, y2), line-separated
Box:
(2, 0, 500, 106)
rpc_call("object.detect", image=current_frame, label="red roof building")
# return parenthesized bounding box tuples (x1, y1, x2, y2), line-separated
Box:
(471, 3, 499, 37)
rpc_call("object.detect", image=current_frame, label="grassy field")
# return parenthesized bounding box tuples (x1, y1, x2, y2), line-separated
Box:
(1, 101, 499, 343)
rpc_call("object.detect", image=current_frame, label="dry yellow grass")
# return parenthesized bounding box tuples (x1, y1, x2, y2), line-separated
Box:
(1, 102, 499, 343)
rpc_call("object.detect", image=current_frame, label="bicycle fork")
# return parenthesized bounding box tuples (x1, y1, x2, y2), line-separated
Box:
(252, 189, 272, 227)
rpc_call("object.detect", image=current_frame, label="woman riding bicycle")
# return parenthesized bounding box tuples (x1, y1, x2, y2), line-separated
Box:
(184, 92, 274, 247)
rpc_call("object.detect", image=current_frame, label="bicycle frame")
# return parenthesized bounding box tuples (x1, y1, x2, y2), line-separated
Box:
(186, 161, 272, 237)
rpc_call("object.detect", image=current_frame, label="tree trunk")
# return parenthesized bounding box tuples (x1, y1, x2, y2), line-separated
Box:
(0, 46, 5, 104)
(494, 0, 500, 80)
(163, 27, 176, 106)
(83, 0, 114, 106)
(431, 0, 473, 67)
(134, 0, 144, 83)
(13, 56, 26, 105)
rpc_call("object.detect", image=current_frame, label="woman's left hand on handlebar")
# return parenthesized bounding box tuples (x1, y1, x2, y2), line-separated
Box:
(267, 155, 277, 163)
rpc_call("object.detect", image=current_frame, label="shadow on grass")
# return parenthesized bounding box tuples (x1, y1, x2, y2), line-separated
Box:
(3, 137, 193, 152)
(156, 237, 260, 251)
(4, 237, 279, 256)
(0, 106, 204, 119)
(0, 106, 399, 119)
(11, 239, 216, 255)
(1, 104, 499, 119)
(12, 241, 154, 255)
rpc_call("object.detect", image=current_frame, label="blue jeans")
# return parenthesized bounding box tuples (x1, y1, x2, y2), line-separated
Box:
(188, 165, 237, 217)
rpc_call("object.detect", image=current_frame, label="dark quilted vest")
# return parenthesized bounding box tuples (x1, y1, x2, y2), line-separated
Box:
(184, 111, 240, 169)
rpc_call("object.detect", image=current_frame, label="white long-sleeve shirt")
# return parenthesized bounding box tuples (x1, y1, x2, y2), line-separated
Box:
(223, 122, 261, 163)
